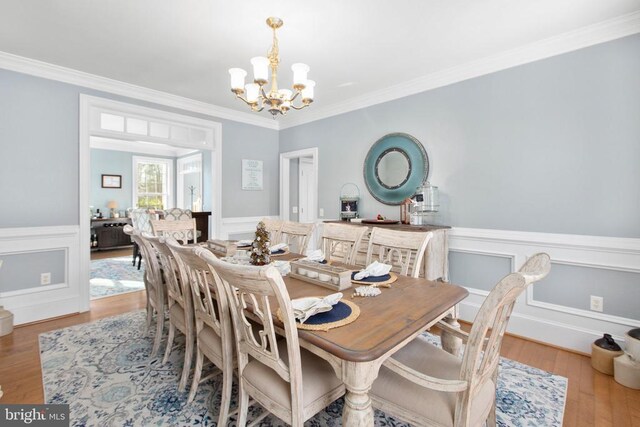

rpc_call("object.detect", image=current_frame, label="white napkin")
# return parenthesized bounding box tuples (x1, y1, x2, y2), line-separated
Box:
(270, 243, 288, 253)
(272, 260, 291, 276)
(353, 261, 392, 280)
(237, 239, 253, 247)
(302, 249, 325, 262)
(291, 292, 343, 324)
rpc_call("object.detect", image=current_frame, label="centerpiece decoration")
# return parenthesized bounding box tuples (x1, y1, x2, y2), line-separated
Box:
(250, 221, 271, 265)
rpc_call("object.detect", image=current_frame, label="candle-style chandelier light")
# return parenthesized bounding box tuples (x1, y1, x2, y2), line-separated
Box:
(228, 17, 315, 117)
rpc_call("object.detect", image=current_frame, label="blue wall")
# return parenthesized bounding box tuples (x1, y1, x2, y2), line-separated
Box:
(280, 34, 640, 238)
(0, 69, 279, 229)
(90, 148, 177, 215)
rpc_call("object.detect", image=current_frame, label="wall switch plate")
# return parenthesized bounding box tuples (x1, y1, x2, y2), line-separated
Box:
(319, 208, 324, 217)
(41, 272, 51, 286)
(292, 206, 298, 214)
(590, 295, 603, 312)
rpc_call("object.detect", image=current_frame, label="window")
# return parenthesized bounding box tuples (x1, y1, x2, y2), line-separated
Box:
(132, 156, 173, 209)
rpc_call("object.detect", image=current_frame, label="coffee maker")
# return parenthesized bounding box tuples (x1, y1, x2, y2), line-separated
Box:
(340, 183, 360, 221)
(410, 182, 439, 225)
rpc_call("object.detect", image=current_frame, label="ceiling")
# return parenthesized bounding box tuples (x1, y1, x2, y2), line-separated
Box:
(1, 0, 639, 125)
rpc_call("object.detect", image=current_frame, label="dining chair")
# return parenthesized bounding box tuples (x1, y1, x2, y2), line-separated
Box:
(169, 242, 236, 424)
(320, 222, 368, 264)
(130, 208, 153, 269)
(280, 221, 315, 254)
(145, 234, 195, 392)
(163, 208, 201, 242)
(370, 253, 551, 427)
(124, 226, 166, 357)
(260, 218, 284, 243)
(150, 218, 197, 244)
(206, 257, 345, 427)
(365, 227, 433, 278)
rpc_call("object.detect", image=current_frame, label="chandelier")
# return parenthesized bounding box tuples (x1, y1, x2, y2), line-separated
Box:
(228, 17, 315, 116)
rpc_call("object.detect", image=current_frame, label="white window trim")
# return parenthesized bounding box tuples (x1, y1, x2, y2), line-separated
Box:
(132, 155, 175, 209)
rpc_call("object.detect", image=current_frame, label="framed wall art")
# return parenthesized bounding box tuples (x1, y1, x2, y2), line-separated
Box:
(101, 174, 122, 189)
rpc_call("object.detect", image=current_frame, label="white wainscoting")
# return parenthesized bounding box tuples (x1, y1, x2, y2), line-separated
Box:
(219, 216, 280, 240)
(0, 226, 82, 325)
(449, 227, 640, 354)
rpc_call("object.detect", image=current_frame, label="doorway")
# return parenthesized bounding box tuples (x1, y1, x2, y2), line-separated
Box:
(298, 157, 314, 222)
(279, 148, 319, 223)
(79, 95, 222, 312)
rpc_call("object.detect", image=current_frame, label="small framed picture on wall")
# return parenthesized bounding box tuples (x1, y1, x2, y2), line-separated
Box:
(101, 174, 122, 188)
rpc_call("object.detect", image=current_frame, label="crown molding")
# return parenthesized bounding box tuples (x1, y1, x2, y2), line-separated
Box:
(0, 51, 279, 130)
(280, 10, 640, 129)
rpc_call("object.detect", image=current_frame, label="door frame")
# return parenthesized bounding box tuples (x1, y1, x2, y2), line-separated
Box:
(79, 94, 222, 312)
(279, 147, 319, 222)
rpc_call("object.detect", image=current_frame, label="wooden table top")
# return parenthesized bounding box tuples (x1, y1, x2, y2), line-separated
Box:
(274, 253, 468, 363)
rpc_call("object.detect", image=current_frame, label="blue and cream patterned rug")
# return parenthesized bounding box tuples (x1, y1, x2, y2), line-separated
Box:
(90, 256, 145, 299)
(39, 311, 567, 426)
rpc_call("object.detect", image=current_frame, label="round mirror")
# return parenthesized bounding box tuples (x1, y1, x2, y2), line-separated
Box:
(375, 149, 411, 189)
(363, 133, 429, 205)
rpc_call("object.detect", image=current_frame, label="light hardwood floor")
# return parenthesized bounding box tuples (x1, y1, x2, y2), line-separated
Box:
(0, 291, 638, 426)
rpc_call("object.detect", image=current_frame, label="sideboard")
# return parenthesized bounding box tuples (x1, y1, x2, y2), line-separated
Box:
(323, 221, 450, 281)
(91, 218, 133, 251)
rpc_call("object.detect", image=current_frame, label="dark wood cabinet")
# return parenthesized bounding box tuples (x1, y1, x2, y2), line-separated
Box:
(192, 211, 211, 242)
(91, 218, 133, 251)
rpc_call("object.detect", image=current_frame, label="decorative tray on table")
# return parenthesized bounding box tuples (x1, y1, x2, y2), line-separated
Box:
(289, 260, 354, 291)
(207, 239, 242, 257)
(361, 219, 400, 224)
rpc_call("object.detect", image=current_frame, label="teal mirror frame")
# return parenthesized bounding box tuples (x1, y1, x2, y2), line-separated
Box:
(363, 133, 429, 205)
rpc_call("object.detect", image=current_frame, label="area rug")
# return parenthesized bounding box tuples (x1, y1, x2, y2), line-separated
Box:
(40, 311, 567, 426)
(90, 256, 145, 299)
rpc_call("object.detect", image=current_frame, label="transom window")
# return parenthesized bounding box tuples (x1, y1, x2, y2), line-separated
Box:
(132, 156, 173, 209)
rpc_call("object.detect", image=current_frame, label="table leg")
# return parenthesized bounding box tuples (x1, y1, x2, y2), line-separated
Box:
(440, 306, 463, 357)
(341, 360, 379, 427)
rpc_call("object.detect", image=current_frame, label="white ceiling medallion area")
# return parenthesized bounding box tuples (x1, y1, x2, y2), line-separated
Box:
(0, 11, 638, 131)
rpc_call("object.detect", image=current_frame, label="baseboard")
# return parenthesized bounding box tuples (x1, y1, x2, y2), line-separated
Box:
(9, 296, 81, 325)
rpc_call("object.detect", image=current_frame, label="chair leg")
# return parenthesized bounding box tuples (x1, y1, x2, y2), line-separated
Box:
(132, 243, 138, 266)
(146, 303, 153, 329)
(487, 403, 497, 427)
(162, 323, 176, 364)
(151, 307, 164, 357)
(178, 329, 194, 392)
(188, 349, 204, 403)
(237, 380, 249, 427)
(218, 363, 233, 427)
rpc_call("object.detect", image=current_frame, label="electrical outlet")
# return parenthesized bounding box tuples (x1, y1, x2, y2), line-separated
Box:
(319, 208, 324, 217)
(292, 206, 298, 214)
(590, 295, 603, 312)
(41, 272, 51, 286)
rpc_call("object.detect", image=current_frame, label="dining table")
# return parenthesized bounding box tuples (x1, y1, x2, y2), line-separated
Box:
(254, 252, 470, 426)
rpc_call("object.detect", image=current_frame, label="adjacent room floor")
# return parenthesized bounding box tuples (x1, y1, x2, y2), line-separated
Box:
(90, 248, 145, 299)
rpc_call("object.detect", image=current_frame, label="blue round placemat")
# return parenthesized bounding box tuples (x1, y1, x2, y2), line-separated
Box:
(303, 301, 352, 325)
(351, 272, 391, 283)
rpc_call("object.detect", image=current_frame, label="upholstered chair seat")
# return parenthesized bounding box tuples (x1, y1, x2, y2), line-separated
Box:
(243, 339, 344, 416)
(371, 335, 495, 427)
